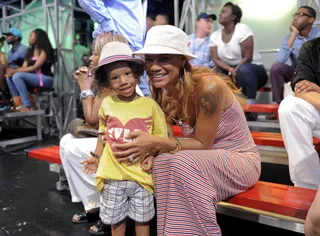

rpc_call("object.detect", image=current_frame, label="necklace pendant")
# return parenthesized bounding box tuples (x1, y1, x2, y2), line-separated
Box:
(178, 120, 183, 126)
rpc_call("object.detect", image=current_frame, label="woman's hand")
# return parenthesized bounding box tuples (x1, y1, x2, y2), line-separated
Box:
(141, 156, 155, 174)
(5, 68, 17, 77)
(74, 66, 94, 91)
(295, 80, 320, 93)
(80, 156, 99, 174)
(113, 131, 155, 165)
(230, 68, 237, 82)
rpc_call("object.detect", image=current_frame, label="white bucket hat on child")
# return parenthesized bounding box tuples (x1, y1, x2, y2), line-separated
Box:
(90, 42, 144, 77)
(134, 25, 197, 60)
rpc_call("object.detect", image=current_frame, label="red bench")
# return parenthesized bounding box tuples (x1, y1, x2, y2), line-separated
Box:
(243, 104, 279, 113)
(28, 145, 61, 164)
(218, 181, 316, 233)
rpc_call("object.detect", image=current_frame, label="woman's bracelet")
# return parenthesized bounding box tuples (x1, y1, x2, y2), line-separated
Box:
(90, 151, 100, 159)
(228, 67, 234, 76)
(170, 137, 182, 154)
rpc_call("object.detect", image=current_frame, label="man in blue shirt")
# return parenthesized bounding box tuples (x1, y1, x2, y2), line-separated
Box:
(270, 6, 320, 106)
(77, 0, 151, 97)
(188, 12, 216, 68)
(3, 28, 27, 69)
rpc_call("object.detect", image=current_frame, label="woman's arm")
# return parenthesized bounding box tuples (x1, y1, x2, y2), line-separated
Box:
(83, 90, 111, 127)
(17, 51, 48, 73)
(305, 187, 320, 236)
(0, 53, 7, 66)
(210, 46, 232, 71)
(234, 36, 253, 71)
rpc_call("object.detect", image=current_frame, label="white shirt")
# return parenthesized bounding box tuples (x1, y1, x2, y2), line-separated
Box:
(210, 23, 262, 66)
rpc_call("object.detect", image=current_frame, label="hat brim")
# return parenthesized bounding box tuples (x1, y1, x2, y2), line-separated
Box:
(134, 45, 197, 61)
(90, 57, 144, 77)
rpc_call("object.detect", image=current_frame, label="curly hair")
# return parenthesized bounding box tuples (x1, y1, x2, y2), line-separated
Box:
(94, 61, 145, 91)
(26, 28, 54, 62)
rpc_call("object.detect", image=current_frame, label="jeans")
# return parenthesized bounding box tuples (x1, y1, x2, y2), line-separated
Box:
(7, 72, 53, 107)
(235, 63, 268, 99)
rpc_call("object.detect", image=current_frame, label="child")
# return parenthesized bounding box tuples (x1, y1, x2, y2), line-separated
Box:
(81, 42, 167, 236)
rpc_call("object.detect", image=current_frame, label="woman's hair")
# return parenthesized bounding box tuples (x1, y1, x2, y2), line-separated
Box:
(26, 28, 54, 62)
(224, 2, 242, 25)
(152, 58, 245, 120)
(94, 32, 128, 55)
(94, 61, 144, 91)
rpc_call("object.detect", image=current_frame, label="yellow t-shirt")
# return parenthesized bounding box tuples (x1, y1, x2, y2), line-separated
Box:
(96, 96, 168, 193)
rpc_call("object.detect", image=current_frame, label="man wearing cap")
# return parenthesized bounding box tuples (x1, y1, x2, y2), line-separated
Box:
(3, 27, 27, 69)
(269, 6, 320, 109)
(188, 12, 216, 68)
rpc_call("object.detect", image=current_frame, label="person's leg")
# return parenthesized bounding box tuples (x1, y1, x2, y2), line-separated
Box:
(270, 63, 295, 104)
(12, 72, 53, 107)
(153, 150, 260, 235)
(6, 77, 19, 97)
(135, 222, 149, 236)
(279, 96, 320, 189)
(236, 63, 268, 103)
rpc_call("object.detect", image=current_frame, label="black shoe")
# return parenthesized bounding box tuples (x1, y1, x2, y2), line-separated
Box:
(89, 220, 111, 235)
(245, 112, 257, 121)
(72, 210, 100, 224)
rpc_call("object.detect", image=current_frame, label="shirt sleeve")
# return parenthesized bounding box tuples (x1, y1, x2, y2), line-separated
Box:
(77, 0, 116, 34)
(237, 24, 254, 44)
(209, 31, 219, 47)
(276, 35, 292, 63)
(291, 41, 317, 91)
(152, 102, 168, 138)
(98, 104, 106, 134)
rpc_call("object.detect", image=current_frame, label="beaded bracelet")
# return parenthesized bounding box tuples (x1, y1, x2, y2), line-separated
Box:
(90, 151, 100, 159)
(170, 137, 182, 154)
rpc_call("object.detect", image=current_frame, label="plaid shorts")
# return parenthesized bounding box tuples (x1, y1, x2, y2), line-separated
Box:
(100, 180, 155, 225)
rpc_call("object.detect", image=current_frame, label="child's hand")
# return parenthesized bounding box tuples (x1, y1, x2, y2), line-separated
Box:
(141, 156, 154, 174)
(80, 157, 99, 174)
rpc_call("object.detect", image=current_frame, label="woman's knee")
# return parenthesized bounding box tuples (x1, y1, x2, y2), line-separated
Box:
(12, 72, 23, 83)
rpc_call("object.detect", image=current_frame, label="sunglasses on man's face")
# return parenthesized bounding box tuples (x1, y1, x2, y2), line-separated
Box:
(292, 12, 313, 18)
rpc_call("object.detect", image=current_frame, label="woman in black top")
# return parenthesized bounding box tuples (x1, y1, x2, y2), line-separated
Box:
(6, 28, 54, 112)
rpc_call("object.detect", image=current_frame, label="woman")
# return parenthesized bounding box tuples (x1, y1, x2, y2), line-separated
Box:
(210, 2, 268, 120)
(6, 28, 54, 112)
(59, 32, 129, 235)
(112, 25, 261, 235)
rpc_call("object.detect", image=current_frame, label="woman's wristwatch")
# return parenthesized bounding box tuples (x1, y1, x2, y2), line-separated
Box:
(80, 89, 94, 100)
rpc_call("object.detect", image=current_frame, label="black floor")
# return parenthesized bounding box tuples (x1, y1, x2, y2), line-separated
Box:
(0, 137, 301, 236)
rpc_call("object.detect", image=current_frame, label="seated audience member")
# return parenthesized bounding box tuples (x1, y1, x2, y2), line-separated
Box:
(279, 37, 320, 190)
(74, 33, 90, 69)
(77, 0, 151, 97)
(0, 37, 8, 101)
(113, 25, 260, 235)
(188, 12, 216, 68)
(270, 6, 320, 107)
(306, 186, 320, 236)
(210, 2, 268, 120)
(5, 29, 54, 112)
(60, 33, 129, 235)
(154, 13, 169, 25)
(2, 28, 27, 103)
(146, 15, 154, 33)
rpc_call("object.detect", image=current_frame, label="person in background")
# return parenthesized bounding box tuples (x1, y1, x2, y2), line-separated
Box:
(77, 0, 151, 97)
(74, 33, 90, 69)
(2, 27, 27, 103)
(279, 37, 320, 190)
(188, 12, 216, 68)
(5, 28, 54, 112)
(269, 6, 320, 119)
(60, 33, 130, 235)
(210, 2, 268, 121)
(0, 37, 8, 102)
(305, 187, 320, 236)
(154, 13, 169, 25)
(146, 15, 154, 33)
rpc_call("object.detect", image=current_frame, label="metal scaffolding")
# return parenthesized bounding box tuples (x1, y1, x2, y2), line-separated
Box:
(0, 0, 85, 137)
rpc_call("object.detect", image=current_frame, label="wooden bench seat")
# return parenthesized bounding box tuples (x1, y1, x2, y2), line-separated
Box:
(243, 104, 279, 113)
(218, 181, 316, 233)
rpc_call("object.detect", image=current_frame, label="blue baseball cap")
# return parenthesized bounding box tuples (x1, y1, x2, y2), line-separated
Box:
(3, 27, 22, 38)
(197, 12, 217, 21)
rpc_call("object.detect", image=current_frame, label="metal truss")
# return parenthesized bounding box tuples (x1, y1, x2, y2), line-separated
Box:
(0, 0, 84, 137)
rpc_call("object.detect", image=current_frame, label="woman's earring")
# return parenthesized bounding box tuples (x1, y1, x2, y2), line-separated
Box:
(179, 67, 186, 84)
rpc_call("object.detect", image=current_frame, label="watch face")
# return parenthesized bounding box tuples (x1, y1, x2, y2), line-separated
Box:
(81, 91, 88, 98)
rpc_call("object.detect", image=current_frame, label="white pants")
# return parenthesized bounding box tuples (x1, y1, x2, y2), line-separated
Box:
(60, 133, 100, 210)
(279, 96, 320, 189)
